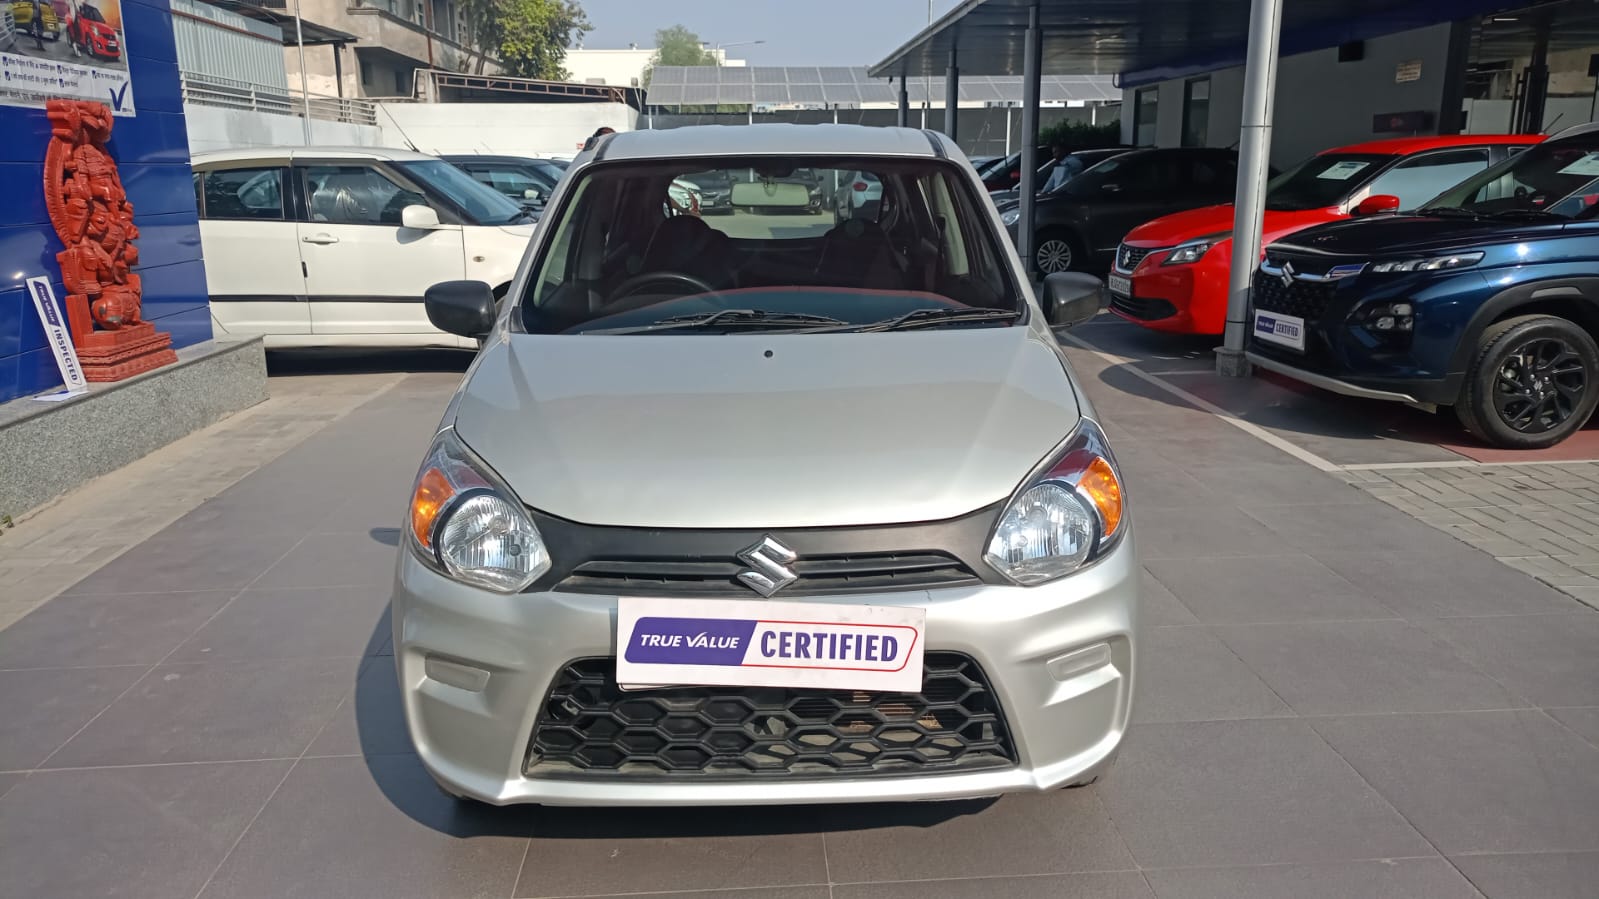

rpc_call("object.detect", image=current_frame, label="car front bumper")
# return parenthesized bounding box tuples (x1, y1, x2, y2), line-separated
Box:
(391, 530, 1139, 806)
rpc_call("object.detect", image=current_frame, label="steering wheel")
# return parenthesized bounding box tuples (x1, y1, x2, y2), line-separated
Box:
(609, 271, 717, 301)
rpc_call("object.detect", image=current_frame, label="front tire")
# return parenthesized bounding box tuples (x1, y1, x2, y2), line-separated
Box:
(1034, 229, 1082, 275)
(1455, 314, 1599, 449)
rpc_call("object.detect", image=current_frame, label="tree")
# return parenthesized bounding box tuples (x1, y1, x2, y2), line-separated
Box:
(458, 0, 590, 78)
(642, 24, 717, 88)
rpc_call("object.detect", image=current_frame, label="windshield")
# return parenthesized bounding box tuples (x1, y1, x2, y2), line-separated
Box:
(81, 5, 104, 22)
(1264, 153, 1394, 211)
(518, 157, 1021, 335)
(393, 160, 527, 225)
(1424, 133, 1599, 219)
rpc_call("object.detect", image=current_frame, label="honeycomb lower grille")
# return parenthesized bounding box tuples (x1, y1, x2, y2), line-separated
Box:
(526, 653, 1016, 779)
(1110, 293, 1178, 322)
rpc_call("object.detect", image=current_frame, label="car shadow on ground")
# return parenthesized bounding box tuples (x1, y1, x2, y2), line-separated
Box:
(352, 612, 998, 839)
(265, 348, 474, 377)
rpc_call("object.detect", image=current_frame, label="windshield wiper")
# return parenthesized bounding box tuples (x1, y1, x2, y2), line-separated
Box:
(815, 308, 1022, 333)
(583, 309, 848, 335)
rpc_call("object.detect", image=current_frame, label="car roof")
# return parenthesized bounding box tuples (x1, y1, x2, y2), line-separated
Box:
(583, 124, 951, 163)
(439, 154, 543, 164)
(1321, 134, 1543, 156)
(191, 146, 440, 166)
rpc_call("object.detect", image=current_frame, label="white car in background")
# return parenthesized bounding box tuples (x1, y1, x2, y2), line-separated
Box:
(836, 170, 885, 218)
(192, 146, 535, 350)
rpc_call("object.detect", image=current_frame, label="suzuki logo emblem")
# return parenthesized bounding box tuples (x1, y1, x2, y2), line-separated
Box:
(736, 536, 799, 597)
(1278, 261, 1297, 288)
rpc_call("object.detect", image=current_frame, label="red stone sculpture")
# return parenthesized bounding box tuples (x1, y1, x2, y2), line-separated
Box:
(43, 99, 177, 382)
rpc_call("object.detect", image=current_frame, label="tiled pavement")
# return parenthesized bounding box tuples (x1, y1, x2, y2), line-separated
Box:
(1, 345, 1597, 898)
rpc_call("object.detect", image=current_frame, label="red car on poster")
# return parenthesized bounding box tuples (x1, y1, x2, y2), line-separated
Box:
(1107, 134, 1544, 335)
(69, 1, 119, 60)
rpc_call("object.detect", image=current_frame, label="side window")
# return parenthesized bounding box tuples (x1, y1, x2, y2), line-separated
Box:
(193, 172, 203, 216)
(1134, 87, 1158, 146)
(1363, 149, 1491, 210)
(201, 167, 284, 220)
(1120, 156, 1174, 196)
(301, 164, 428, 226)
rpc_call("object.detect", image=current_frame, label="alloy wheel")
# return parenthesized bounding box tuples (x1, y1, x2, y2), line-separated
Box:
(1036, 239, 1073, 274)
(1492, 336, 1589, 433)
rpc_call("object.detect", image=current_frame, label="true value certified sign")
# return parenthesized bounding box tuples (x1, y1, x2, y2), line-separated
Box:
(26, 276, 88, 397)
(617, 596, 926, 692)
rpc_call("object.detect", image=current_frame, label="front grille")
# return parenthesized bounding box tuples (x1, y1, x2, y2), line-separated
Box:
(1110, 293, 1178, 322)
(556, 551, 980, 597)
(1117, 243, 1155, 271)
(526, 653, 1017, 779)
(1252, 275, 1337, 321)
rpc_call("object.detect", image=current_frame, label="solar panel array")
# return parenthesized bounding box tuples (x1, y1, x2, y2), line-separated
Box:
(646, 66, 1117, 107)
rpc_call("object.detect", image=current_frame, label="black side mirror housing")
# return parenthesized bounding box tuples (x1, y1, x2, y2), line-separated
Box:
(1043, 272, 1104, 329)
(425, 280, 497, 339)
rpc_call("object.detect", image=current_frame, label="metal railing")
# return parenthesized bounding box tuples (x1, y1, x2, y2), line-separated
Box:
(180, 72, 379, 126)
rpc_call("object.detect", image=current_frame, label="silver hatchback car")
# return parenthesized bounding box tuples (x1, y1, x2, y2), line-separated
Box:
(396, 124, 1138, 806)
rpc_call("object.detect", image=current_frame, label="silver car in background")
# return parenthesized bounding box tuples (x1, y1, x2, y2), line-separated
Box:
(394, 124, 1138, 806)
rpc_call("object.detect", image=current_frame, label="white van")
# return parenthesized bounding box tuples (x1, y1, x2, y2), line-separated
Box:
(192, 147, 535, 349)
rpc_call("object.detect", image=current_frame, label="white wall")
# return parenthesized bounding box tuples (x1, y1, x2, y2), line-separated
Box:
(1463, 97, 1598, 134)
(1122, 23, 1459, 166)
(184, 105, 387, 153)
(374, 102, 638, 156)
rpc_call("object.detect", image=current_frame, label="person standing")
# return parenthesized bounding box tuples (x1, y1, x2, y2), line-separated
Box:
(30, 0, 47, 51)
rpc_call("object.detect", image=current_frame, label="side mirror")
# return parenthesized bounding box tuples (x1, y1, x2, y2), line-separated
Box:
(1043, 272, 1104, 329)
(1353, 194, 1400, 216)
(401, 204, 442, 230)
(425, 280, 497, 339)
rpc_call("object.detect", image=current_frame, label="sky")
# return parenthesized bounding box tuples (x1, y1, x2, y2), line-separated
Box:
(579, 0, 964, 67)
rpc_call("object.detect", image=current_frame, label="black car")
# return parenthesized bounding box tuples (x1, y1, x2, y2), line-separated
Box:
(441, 155, 562, 215)
(988, 147, 1136, 204)
(996, 147, 1242, 274)
(682, 169, 735, 214)
(1247, 123, 1599, 449)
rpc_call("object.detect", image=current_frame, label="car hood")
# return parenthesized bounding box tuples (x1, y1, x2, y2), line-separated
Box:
(1124, 203, 1341, 248)
(451, 327, 1081, 529)
(1273, 213, 1573, 257)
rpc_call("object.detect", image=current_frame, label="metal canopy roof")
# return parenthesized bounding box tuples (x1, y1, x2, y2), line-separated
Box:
(868, 0, 1537, 82)
(645, 65, 1116, 107)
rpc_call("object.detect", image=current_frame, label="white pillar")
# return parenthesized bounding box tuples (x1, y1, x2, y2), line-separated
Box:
(1217, 0, 1285, 376)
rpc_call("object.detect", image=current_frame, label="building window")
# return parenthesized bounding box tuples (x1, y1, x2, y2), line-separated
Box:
(1134, 87, 1158, 146)
(1182, 78, 1210, 147)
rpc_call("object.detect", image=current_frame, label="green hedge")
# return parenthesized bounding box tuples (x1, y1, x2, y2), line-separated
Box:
(1038, 120, 1123, 150)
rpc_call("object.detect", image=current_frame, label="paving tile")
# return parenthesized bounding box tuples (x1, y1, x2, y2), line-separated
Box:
(202, 754, 529, 899)
(1143, 858, 1478, 899)
(1314, 711, 1599, 854)
(1241, 502, 1465, 557)
(1413, 614, 1599, 709)
(1135, 506, 1294, 560)
(833, 872, 1154, 899)
(0, 590, 234, 669)
(1139, 568, 1198, 627)
(1193, 463, 1370, 506)
(0, 665, 143, 770)
(1213, 620, 1520, 716)
(1117, 454, 1215, 509)
(305, 657, 412, 758)
(169, 585, 391, 662)
(816, 790, 1133, 883)
(45, 657, 355, 767)
(0, 759, 289, 899)
(62, 529, 305, 595)
(1450, 851, 1599, 899)
(1546, 707, 1599, 749)
(251, 531, 404, 589)
(1132, 626, 1292, 724)
(1145, 555, 1395, 624)
(582, 889, 830, 899)
(0, 773, 21, 799)
(516, 803, 830, 897)
(1099, 719, 1432, 868)
(1317, 551, 1582, 619)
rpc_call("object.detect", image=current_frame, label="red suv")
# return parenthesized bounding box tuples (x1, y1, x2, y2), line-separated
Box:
(1108, 134, 1542, 334)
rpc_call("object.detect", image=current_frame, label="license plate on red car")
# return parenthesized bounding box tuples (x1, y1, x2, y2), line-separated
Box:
(1107, 274, 1132, 297)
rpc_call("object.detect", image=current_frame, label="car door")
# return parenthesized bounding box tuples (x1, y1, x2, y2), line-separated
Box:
(296, 162, 465, 339)
(1083, 152, 1180, 256)
(196, 164, 310, 339)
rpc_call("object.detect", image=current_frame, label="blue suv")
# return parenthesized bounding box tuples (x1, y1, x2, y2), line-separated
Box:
(1247, 123, 1599, 448)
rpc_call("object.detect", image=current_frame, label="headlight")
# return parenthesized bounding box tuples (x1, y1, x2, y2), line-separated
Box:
(407, 428, 550, 593)
(1370, 252, 1483, 273)
(1162, 233, 1230, 266)
(985, 419, 1126, 586)
(1001, 209, 1021, 226)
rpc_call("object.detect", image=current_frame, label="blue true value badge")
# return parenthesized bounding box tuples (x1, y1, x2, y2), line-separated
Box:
(616, 596, 927, 692)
